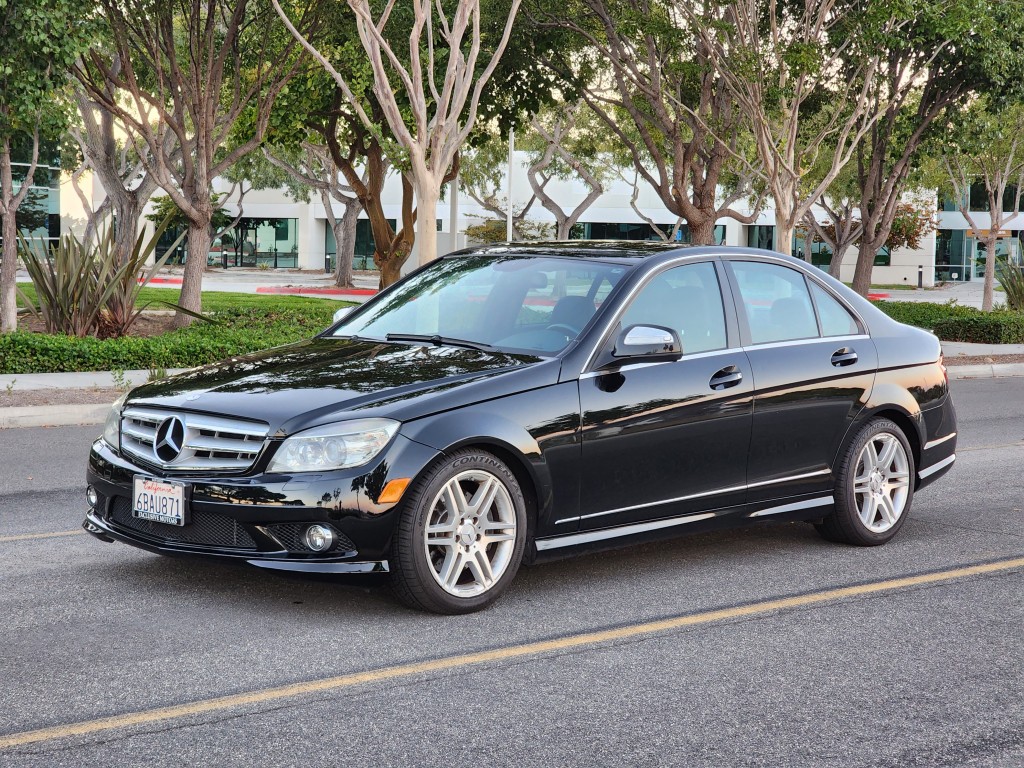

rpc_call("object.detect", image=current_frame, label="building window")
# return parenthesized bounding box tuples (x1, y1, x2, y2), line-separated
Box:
(223, 218, 297, 268)
(0, 141, 61, 252)
(574, 221, 724, 242)
(747, 225, 774, 251)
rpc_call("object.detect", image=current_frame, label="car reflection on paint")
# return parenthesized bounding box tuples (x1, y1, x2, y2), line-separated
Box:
(84, 243, 957, 614)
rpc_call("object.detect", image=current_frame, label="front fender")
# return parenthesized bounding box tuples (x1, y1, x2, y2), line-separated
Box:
(398, 383, 582, 536)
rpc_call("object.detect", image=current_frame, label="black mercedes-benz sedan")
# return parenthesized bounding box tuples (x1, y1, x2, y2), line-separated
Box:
(84, 243, 957, 613)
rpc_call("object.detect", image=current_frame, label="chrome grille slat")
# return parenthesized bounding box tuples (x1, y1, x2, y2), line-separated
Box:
(120, 407, 270, 472)
(187, 417, 268, 437)
(186, 436, 263, 453)
(122, 424, 155, 442)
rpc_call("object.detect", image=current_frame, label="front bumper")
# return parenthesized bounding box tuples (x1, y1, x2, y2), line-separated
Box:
(84, 433, 439, 574)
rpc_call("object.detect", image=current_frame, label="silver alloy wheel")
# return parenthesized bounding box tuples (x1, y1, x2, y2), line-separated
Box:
(423, 469, 518, 598)
(853, 432, 911, 533)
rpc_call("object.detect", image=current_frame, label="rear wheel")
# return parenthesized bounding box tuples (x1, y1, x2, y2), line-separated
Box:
(390, 449, 527, 614)
(816, 418, 915, 546)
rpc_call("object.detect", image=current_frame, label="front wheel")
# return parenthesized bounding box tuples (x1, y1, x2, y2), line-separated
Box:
(390, 449, 527, 614)
(815, 418, 915, 546)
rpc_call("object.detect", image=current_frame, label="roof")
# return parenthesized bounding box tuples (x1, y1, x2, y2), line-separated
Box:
(449, 240, 704, 262)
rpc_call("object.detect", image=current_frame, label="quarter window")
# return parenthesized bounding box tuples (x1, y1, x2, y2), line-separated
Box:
(731, 261, 819, 344)
(620, 262, 727, 354)
(810, 282, 860, 337)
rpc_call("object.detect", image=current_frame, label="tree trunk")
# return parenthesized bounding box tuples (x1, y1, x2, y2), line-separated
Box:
(379, 255, 402, 288)
(851, 241, 877, 296)
(114, 198, 144, 267)
(774, 220, 795, 258)
(175, 220, 211, 327)
(0, 137, 19, 333)
(828, 243, 849, 279)
(416, 186, 439, 267)
(688, 217, 715, 246)
(983, 234, 997, 312)
(0, 207, 17, 333)
(555, 218, 571, 240)
(334, 201, 359, 289)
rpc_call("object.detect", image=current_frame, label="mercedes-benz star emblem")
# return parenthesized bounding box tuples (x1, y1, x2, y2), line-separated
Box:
(154, 417, 186, 463)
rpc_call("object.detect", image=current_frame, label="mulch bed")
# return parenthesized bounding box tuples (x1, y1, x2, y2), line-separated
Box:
(945, 354, 1024, 366)
(1, 387, 123, 409)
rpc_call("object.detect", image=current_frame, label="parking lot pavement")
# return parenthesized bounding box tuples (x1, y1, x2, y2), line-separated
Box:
(0, 378, 1021, 766)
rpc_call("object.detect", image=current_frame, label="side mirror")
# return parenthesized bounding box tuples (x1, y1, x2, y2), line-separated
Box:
(332, 306, 353, 324)
(612, 324, 682, 362)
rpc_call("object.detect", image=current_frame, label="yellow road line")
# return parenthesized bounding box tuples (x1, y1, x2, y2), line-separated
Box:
(2, 555, 1023, 750)
(0, 530, 84, 543)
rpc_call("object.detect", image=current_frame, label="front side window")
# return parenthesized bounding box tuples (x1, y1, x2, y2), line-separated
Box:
(731, 261, 819, 344)
(334, 255, 629, 355)
(619, 261, 727, 354)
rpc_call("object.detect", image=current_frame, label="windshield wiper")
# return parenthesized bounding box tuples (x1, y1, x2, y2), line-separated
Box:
(332, 333, 386, 343)
(385, 333, 495, 352)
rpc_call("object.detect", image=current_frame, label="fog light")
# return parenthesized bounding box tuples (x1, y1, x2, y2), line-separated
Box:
(86, 485, 99, 508)
(304, 524, 335, 552)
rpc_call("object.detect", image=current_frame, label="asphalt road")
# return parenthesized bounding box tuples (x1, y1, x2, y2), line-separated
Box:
(0, 377, 1022, 767)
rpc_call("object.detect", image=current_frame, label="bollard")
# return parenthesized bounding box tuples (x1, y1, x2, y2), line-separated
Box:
(918, 265, 923, 289)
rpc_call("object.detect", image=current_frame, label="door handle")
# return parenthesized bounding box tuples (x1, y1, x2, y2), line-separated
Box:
(709, 365, 743, 390)
(831, 347, 858, 367)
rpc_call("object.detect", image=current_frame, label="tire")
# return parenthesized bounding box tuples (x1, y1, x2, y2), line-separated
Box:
(390, 449, 527, 614)
(815, 418, 915, 546)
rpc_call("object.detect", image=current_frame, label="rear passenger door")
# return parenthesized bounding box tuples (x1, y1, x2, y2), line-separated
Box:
(724, 259, 877, 504)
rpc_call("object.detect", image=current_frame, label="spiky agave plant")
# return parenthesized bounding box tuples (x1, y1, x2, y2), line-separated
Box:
(17, 215, 210, 339)
(97, 214, 208, 337)
(996, 261, 1024, 312)
(16, 230, 131, 337)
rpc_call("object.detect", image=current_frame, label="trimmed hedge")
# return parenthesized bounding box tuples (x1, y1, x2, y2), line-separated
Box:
(932, 313, 1024, 344)
(873, 300, 978, 330)
(875, 300, 1024, 343)
(1, 305, 339, 374)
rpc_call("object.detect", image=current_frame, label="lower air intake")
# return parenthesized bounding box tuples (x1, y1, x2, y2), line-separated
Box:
(109, 497, 257, 549)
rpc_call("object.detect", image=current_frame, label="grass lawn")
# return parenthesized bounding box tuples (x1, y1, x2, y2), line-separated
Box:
(16, 285, 341, 314)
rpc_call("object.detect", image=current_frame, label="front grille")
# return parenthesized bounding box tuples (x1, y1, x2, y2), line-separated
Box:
(264, 523, 356, 553)
(109, 497, 257, 549)
(120, 407, 269, 471)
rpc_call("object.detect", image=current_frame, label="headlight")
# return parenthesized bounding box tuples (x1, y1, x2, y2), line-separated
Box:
(102, 392, 127, 448)
(267, 418, 399, 473)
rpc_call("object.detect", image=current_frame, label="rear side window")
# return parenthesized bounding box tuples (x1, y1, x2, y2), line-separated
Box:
(730, 261, 818, 344)
(810, 282, 860, 337)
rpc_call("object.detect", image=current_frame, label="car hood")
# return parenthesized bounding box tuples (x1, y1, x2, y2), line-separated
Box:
(126, 337, 551, 434)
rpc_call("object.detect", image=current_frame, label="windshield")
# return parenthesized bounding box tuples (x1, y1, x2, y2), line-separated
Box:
(333, 254, 630, 355)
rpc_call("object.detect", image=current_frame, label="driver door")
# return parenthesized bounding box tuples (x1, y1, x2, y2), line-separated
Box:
(576, 260, 753, 530)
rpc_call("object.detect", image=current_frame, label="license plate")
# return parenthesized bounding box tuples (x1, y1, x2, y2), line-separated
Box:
(133, 476, 188, 526)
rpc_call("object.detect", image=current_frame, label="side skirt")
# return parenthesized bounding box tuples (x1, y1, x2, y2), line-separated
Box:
(532, 494, 836, 561)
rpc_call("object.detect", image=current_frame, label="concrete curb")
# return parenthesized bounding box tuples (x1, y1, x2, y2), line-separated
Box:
(0, 369, 188, 392)
(946, 363, 1024, 380)
(0, 404, 108, 430)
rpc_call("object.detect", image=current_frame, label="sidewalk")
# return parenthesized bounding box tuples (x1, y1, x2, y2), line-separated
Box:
(17, 266, 382, 303)
(874, 279, 987, 308)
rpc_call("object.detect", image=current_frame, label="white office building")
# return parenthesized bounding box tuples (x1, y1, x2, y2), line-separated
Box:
(57, 151, 1023, 288)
